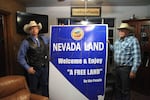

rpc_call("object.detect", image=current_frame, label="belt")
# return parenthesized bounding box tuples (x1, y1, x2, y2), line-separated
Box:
(117, 65, 132, 68)
(32, 64, 46, 70)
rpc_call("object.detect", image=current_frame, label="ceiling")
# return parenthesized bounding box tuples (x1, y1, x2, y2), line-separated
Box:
(19, 0, 150, 7)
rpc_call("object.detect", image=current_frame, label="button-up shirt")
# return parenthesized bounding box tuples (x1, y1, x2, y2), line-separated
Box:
(110, 35, 141, 73)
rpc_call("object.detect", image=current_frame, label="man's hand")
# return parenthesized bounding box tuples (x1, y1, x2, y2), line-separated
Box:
(27, 67, 36, 74)
(107, 40, 110, 44)
(129, 72, 136, 79)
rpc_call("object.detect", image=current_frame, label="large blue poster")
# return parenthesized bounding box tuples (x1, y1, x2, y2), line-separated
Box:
(50, 25, 108, 100)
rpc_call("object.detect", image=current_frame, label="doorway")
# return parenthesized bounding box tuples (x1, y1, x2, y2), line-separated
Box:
(0, 14, 6, 76)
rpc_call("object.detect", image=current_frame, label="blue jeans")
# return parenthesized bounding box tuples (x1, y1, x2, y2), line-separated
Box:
(27, 66, 49, 97)
(115, 66, 131, 100)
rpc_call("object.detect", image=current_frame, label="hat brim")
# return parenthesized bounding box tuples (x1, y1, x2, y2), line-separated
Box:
(117, 27, 134, 32)
(23, 23, 42, 34)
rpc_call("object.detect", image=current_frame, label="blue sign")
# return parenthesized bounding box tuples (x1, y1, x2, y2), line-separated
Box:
(50, 25, 108, 100)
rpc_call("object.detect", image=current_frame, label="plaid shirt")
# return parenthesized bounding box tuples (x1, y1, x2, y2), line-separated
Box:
(110, 35, 141, 73)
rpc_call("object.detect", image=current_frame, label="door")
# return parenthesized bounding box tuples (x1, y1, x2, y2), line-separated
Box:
(0, 14, 6, 76)
(123, 19, 150, 95)
(135, 21, 150, 95)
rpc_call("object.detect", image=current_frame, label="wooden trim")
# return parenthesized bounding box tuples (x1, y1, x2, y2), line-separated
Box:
(0, 9, 12, 75)
(123, 19, 150, 23)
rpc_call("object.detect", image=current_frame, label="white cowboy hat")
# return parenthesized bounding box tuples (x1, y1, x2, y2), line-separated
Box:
(23, 20, 42, 33)
(117, 23, 134, 32)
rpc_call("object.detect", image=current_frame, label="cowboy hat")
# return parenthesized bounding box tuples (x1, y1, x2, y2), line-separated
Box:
(23, 20, 42, 33)
(117, 23, 134, 32)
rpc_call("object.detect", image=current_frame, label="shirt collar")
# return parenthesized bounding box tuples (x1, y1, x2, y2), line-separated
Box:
(119, 33, 133, 41)
(30, 35, 38, 40)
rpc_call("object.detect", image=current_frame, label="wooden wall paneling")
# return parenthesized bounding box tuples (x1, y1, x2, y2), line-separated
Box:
(0, 0, 26, 75)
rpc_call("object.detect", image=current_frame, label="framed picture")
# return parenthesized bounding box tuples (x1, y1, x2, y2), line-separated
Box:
(71, 7, 101, 17)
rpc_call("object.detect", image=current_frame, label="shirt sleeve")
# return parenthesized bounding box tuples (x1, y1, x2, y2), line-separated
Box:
(131, 38, 141, 73)
(17, 39, 30, 70)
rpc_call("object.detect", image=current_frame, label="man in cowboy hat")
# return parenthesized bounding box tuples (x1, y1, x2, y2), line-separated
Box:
(108, 23, 141, 100)
(17, 20, 49, 97)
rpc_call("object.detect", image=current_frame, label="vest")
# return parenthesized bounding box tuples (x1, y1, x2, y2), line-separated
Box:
(26, 36, 49, 70)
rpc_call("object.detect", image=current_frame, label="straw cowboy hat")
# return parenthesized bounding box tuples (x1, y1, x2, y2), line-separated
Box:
(117, 23, 134, 32)
(23, 20, 42, 33)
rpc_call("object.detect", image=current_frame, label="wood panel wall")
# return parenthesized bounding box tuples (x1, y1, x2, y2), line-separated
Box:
(0, 0, 26, 75)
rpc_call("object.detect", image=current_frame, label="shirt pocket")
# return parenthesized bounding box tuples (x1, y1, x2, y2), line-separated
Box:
(121, 44, 131, 55)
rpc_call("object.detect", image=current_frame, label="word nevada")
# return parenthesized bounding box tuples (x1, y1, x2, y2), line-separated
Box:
(53, 42, 105, 51)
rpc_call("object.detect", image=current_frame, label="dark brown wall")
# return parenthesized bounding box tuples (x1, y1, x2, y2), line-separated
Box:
(0, 0, 26, 75)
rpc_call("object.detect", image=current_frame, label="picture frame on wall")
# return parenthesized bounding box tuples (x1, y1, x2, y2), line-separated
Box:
(71, 7, 101, 17)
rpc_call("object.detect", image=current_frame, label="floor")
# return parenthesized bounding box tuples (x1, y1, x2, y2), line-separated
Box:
(131, 91, 150, 100)
(105, 72, 150, 100)
(104, 90, 150, 100)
